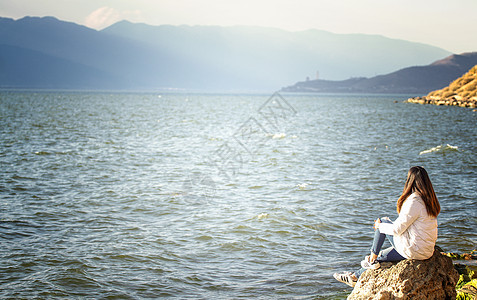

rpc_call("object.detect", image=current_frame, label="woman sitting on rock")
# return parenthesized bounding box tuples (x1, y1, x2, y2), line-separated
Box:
(334, 166, 441, 287)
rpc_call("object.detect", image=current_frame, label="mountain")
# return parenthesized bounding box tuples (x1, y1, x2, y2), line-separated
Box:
(0, 16, 173, 89)
(0, 44, 123, 89)
(0, 16, 452, 91)
(282, 52, 477, 94)
(102, 21, 451, 90)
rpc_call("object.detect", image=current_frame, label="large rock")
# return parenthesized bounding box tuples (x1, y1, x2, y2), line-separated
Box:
(348, 250, 459, 300)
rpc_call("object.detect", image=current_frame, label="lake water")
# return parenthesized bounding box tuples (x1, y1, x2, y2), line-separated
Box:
(1, 91, 476, 299)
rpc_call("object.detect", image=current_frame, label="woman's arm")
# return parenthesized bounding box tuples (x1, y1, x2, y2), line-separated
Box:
(378, 197, 421, 236)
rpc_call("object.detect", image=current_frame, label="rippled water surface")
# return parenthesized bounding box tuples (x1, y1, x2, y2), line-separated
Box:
(1, 91, 476, 299)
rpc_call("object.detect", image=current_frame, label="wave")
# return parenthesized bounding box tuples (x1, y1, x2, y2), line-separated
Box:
(266, 133, 298, 139)
(266, 133, 286, 139)
(419, 144, 459, 155)
(256, 213, 269, 220)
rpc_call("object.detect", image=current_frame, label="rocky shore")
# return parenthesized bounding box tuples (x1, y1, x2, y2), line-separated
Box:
(407, 64, 477, 109)
(407, 95, 477, 108)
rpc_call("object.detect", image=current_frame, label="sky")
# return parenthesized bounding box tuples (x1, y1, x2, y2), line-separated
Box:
(1, 0, 476, 54)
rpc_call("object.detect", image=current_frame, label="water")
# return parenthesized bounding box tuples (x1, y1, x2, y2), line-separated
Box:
(0, 91, 476, 299)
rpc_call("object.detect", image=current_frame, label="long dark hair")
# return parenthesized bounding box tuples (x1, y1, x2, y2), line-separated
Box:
(397, 166, 440, 217)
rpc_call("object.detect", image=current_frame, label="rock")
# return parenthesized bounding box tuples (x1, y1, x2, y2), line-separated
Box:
(348, 250, 459, 300)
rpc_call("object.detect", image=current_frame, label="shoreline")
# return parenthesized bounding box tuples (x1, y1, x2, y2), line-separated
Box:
(407, 96, 477, 109)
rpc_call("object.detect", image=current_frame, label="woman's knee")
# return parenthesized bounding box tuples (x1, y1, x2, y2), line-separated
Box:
(377, 247, 405, 262)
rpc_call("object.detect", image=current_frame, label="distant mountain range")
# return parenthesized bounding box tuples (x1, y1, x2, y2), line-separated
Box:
(0, 16, 453, 91)
(282, 52, 477, 94)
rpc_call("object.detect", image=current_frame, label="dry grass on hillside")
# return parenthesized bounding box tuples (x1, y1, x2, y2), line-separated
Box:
(428, 65, 477, 99)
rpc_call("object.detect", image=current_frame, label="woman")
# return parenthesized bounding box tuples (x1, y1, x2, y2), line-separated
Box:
(334, 166, 440, 287)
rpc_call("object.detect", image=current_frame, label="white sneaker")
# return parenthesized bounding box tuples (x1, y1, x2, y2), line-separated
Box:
(333, 271, 357, 287)
(361, 255, 380, 269)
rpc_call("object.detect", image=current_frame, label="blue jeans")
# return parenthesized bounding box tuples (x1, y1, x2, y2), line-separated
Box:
(355, 217, 405, 278)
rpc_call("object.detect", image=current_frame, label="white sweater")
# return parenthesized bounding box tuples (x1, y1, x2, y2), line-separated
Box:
(378, 193, 438, 260)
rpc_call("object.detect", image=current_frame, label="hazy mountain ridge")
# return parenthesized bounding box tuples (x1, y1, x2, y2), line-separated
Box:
(0, 16, 167, 89)
(103, 20, 451, 87)
(0, 16, 452, 90)
(282, 52, 477, 94)
(0, 44, 122, 89)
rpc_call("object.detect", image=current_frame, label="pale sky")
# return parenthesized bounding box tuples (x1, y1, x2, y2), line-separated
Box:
(1, 0, 476, 54)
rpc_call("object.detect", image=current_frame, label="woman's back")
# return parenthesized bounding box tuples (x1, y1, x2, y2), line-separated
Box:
(393, 193, 438, 260)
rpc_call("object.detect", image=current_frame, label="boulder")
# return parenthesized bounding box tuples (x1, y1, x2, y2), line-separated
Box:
(348, 250, 459, 300)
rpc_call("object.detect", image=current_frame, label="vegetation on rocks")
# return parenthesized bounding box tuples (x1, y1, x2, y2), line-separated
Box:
(443, 250, 477, 300)
(407, 65, 477, 108)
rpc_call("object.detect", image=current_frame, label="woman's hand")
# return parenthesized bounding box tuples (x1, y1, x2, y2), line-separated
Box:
(373, 218, 381, 231)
